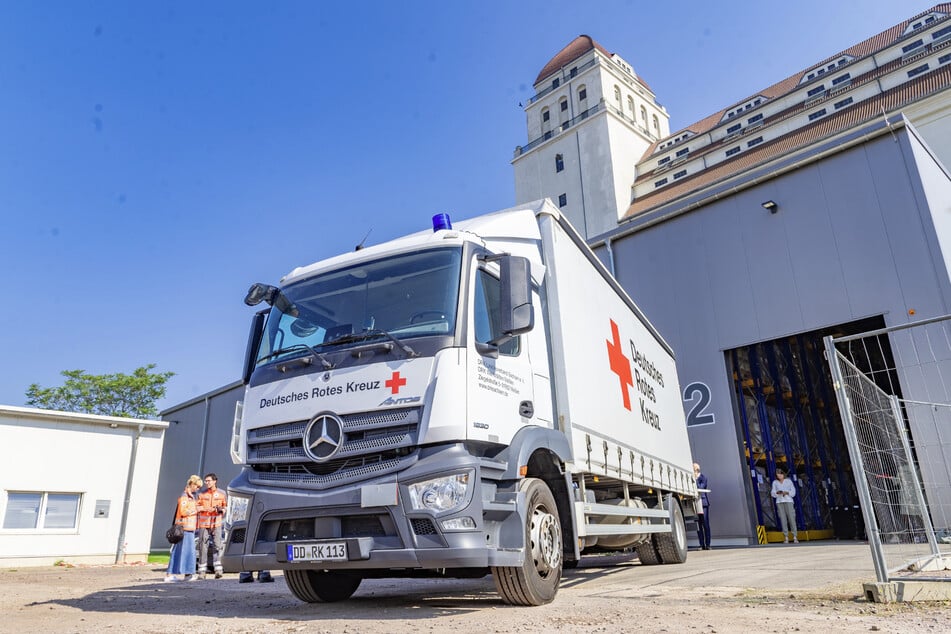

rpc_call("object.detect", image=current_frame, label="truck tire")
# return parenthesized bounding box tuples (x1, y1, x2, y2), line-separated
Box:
(653, 497, 688, 564)
(634, 539, 662, 565)
(492, 478, 563, 606)
(284, 569, 362, 603)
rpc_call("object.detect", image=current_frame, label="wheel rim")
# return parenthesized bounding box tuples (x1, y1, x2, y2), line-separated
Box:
(530, 504, 562, 577)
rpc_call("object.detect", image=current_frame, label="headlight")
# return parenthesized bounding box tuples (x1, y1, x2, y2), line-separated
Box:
(226, 494, 251, 527)
(407, 472, 470, 513)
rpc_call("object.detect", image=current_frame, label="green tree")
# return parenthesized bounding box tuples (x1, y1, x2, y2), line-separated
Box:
(25, 364, 175, 419)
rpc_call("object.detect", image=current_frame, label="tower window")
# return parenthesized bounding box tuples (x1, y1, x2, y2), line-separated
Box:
(555, 154, 564, 173)
(552, 78, 560, 89)
(560, 99, 569, 111)
(578, 86, 587, 101)
(652, 115, 660, 136)
(558, 193, 567, 207)
(542, 109, 550, 122)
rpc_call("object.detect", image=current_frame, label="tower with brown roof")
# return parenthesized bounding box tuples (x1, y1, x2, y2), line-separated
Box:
(512, 35, 669, 239)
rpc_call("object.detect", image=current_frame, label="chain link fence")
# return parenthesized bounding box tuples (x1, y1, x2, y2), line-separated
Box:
(824, 315, 951, 582)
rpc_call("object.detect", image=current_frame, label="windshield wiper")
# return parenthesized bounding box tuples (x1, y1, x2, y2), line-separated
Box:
(257, 343, 334, 370)
(323, 328, 417, 358)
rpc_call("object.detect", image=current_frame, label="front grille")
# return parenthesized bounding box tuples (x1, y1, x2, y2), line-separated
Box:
(247, 407, 421, 489)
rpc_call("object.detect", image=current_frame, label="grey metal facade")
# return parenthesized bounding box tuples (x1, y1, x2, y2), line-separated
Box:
(151, 381, 243, 551)
(592, 115, 951, 543)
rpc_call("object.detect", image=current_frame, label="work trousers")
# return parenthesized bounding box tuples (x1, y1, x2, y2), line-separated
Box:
(198, 525, 223, 573)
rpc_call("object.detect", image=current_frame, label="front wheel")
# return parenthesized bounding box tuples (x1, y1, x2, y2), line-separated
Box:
(492, 478, 563, 606)
(284, 569, 362, 603)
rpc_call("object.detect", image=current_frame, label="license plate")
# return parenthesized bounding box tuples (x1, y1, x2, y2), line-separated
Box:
(286, 542, 348, 562)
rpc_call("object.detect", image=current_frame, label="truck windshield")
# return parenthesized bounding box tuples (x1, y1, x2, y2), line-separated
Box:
(255, 247, 462, 366)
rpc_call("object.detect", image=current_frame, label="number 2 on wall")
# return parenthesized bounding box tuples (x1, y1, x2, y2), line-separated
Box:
(683, 382, 715, 427)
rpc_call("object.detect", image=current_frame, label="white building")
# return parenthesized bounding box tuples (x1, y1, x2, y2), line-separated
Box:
(0, 405, 167, 566)
(512, 36, 670, 239)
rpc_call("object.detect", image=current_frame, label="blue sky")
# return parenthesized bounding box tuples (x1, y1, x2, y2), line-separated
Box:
(0, 1, 932, 412)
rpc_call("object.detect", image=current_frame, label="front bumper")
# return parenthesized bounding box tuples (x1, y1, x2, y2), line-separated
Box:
(222, 443, 524, 573)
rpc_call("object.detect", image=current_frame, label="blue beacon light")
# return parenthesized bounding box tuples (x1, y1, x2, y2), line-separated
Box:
(432, 213, 452, 232)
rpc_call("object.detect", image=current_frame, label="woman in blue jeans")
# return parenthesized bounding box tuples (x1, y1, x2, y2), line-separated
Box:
(165, 475, 201, 582)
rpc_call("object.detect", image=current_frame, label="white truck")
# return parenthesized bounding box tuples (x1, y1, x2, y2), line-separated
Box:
(223, 199, 698, 605)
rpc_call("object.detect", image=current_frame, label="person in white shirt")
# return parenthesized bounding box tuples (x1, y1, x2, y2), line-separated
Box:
(771, 468, 798, 543)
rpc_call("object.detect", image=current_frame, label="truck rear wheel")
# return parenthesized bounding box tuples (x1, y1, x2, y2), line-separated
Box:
(653, 497, 688, 564)
(634, 539, 662, 565)
(492, 477, 563, 606)
(284, 569, 362, 602)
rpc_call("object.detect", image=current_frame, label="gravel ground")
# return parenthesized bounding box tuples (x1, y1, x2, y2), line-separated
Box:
(3, 546, 951, 633)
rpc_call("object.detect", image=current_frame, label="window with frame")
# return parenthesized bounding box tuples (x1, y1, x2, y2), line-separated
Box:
(808, 108, 827, 121)
(832, 73, 851, 85)
(627, 96, 634, 119)
(934, 25, 951, 39)
(578, 86, 587, 102)
(727, 123, 742, 134)
(542, 109, 550, 123)
(3, 492, 81, 530)
(747, 113, 763, 125)
(652, 115, 660, 135)
(557, 193, 567, 207)
(654, 178, 668, 187)
(834, 97, 853, 109)
(747, 136, 763, 148)
(473, 270, 520, 356)
(673, 170, 686, 179)
(908, 64, 930, 78)
(726, 146, 741, 157)
(640, 105, 647, 126)
(676, 147, 689, 157)
(903, 39, 924, 54)
(559, 98, 568, 112)
(614, 85, 621, 109)
(940, 53, 951, 65)
(555, 154, 564, 173)
(807, 84, 826, 97)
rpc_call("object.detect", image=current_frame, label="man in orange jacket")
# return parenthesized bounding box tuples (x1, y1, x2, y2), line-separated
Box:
(197, 473, 227, 579)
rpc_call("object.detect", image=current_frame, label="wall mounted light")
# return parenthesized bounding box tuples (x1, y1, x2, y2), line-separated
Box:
(761, 200, 778, 213)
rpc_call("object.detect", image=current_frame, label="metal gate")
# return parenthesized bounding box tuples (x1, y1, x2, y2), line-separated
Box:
(824, 315, 951, 582)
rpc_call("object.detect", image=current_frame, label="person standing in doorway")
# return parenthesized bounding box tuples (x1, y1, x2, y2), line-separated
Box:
(165, 475, 201, 582)
(197, 473, 227, 579)
(693, 462, 711, 549)
(771, 467, 799, 543)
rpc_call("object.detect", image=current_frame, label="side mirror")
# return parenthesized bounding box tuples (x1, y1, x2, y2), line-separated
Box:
(244, 282, 298, 317)
(244, 283, 276, 306)
(493, 255, 534, 345)
(242, 311, 267, 385)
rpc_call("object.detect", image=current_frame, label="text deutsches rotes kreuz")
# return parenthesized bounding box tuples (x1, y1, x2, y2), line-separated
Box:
(259, 381, 382, 409)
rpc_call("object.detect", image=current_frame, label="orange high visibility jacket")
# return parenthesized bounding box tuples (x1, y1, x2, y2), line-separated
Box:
(197, 487, 227, 529)
(175, 492, 198, 532)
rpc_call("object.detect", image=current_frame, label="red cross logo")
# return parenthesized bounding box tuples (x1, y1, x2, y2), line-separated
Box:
(385, 371, 407, 394)
(606, 319, 633, 411)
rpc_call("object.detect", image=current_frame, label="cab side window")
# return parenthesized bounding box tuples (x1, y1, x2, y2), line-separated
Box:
(473, 269, 520, 356)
